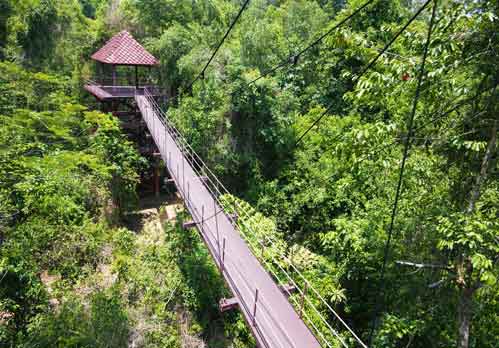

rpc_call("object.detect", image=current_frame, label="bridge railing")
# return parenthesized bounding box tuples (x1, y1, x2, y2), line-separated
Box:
(141, 87, 368, 348)
(139, 89, 295, 348)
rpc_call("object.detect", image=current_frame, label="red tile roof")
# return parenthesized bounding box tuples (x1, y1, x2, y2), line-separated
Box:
(91, 30, 159, 66)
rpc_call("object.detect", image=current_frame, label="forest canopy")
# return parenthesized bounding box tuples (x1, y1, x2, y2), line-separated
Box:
(0, 1, 498, 348)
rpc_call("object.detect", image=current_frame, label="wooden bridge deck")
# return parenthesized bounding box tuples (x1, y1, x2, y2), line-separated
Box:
(84, 84, 164, 100)
(135, 94, 320, 348)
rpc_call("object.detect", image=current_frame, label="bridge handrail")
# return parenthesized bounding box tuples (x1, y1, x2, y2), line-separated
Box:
(141, 88, 360, 347)
(140, 87, 367, 348)
(146, 99, 295, 347)
(142, 88, 350, 347)
(139, 90, 294, 348)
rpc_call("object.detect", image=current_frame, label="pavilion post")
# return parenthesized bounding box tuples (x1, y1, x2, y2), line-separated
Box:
(112, 64, 116, 92)
(135, 65, 139, 89)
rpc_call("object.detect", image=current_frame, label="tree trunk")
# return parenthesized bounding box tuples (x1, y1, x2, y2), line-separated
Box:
(458, 286, 474, 348)
(457, 118, 497, 348)
(466, 119, 497, 214)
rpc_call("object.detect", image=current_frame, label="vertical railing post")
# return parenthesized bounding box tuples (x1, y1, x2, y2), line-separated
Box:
(182, 140, 185, 197)
(300, 282, 308, 318)
(164, 120, 168, 153)
(221, 237, 226, 274)
(260, 240, 265, 260)
(168, 151, 171, 172)
(154, 104, 158, 140)
(201, 205, 204, 232)
(253, 288, 259, 326)
(214, 198, 220, 259)
(152, 105, 155, 140)
(176, 164, 179, 191)
(187, 182, 190, 210)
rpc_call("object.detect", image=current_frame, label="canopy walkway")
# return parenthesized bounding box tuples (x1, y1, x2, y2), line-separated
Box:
(136, 90, 320, 348)
(86, 29, 368, 348)
(84, 0, 445, 343)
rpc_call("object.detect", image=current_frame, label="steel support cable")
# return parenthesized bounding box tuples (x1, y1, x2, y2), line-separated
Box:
(141, 91, 363, 347)
(300, 81, 499, 192)
(235, 223, 346, 348)
(184, 0, 251, 93)
(243, 0, 378, 87)
(246, 221, 366, 348)
(163, 0, 377, 107)
(224, 204, 358, 348)
(294, 0, 434, 146)
(368, 0, 437, 344)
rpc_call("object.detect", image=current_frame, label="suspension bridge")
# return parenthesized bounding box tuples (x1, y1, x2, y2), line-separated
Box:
(84, 0, 440, 346)
(137, 90, 320, 348)
(85, 31, 366, 348)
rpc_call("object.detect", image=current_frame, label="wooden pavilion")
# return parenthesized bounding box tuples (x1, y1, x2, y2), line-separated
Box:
(85, 30, 163, 104)
(84, 30, 166, 196)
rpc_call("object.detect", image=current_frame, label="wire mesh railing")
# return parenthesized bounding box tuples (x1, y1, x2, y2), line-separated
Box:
(139, 87, 367, 348)
(138, 89, 297, 348)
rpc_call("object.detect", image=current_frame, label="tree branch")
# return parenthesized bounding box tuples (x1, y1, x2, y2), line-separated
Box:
(396, 260, 453, 271)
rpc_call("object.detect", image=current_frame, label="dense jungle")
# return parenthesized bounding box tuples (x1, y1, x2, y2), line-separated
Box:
(0, 1, 497, 348)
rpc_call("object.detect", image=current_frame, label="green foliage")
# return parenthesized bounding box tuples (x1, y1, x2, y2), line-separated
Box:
(113, 0, 499, 346)
(2, 0, 102, 74)
(1, 0, 498, 347)
(22, 288, 129, 348)
(0, 62, 143, 346)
